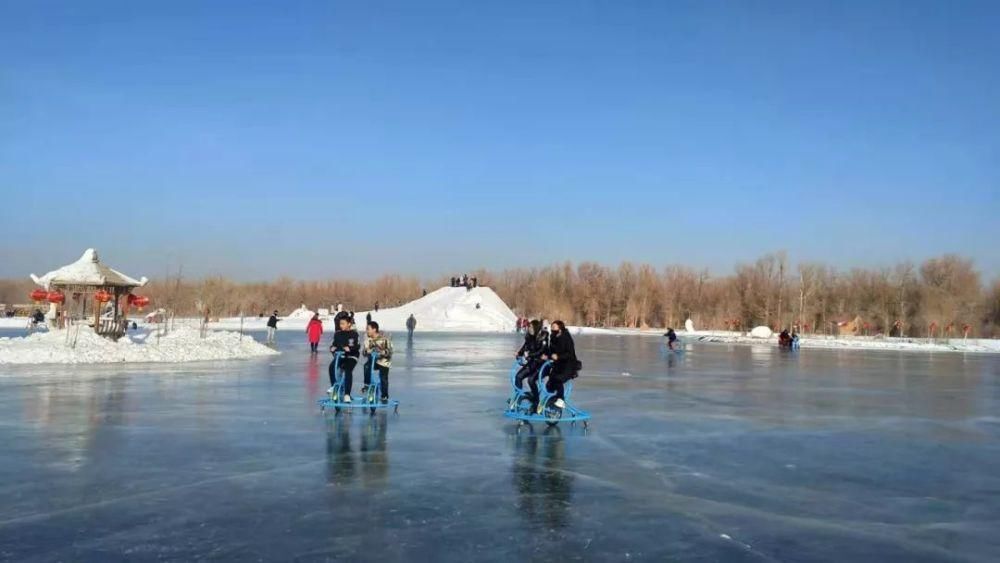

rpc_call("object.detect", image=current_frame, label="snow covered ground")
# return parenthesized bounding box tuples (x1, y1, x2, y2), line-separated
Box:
(556, 325, 1000, 354)
(0, 325, 278, 365)
(682, 331, 1000, 354)
(210, 286, 517, 333)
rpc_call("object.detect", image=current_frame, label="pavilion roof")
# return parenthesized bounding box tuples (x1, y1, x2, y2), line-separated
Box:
(30, 249, 148, 290)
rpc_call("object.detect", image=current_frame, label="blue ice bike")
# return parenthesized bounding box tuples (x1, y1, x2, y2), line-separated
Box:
(504, 358, 590, 427)
(319, 351, 399, 415)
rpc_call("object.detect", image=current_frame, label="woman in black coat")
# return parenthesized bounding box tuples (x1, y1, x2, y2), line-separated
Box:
(543, 320, 579, 407)
(514, 320, 548, 406)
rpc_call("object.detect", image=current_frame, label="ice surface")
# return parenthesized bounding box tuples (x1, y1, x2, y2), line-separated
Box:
(0, 332, 998, 561)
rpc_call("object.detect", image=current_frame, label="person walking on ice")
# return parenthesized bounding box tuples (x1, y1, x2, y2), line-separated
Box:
(266, 310, 279, 345)
(406, 314, 417, 338)
(362, 321, 393, 403)
(306, 313, 324, 354)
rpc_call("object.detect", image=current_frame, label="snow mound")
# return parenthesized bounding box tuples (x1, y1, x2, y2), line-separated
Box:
(286, 305, 315, 320)
(353, 287, 516, 332)
(212, 286, 517, 333)
(685, 319, 695, 333)
(0, 326, 279, 365)
(749, 326, 773, 339)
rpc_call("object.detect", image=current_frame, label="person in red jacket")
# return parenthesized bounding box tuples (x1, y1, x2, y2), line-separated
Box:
(306, 313, 324, 354)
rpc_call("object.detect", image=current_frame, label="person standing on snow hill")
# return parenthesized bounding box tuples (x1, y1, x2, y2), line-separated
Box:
(406, 314, 417, 338)
(541, 321, 579, 410)
(362, 321, 393, 403)
(266, 310, 279, 344)
(328, 316, 360, 402)
(306, 313, 323, 354)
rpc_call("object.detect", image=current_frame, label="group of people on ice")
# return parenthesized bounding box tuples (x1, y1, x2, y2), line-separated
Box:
(512, 319, 581, 413)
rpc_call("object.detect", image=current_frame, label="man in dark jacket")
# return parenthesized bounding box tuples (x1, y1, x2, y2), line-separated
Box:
(266, 310, 279, 344)
(329, 316, 361, 402)
(542, 320, 578, 409)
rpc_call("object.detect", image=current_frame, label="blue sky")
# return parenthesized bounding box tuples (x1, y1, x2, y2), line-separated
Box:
(2, 0, 998, 281)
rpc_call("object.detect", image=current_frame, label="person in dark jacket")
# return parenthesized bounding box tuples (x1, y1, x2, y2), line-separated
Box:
(266, 310, 279, 344)
(406, 314, 417, 338)
(514, 320, 549, 410)
(329, 316, 361, 401)
(542, 320, 578, 409)
(664, 327, 678, 350)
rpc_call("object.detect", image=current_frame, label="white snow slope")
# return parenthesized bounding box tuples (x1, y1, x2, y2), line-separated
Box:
(211, 286, 517, 333)
(0, 326, 278, 365)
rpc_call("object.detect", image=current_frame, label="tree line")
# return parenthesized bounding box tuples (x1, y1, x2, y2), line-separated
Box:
(2, 252, 998, 337)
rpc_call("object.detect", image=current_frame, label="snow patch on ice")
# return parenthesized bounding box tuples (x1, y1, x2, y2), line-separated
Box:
(0, 325, 278, 365)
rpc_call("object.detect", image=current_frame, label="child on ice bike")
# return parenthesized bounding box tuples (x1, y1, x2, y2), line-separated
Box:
(328, 315, 360, 402)
(362, 321, 393, 403)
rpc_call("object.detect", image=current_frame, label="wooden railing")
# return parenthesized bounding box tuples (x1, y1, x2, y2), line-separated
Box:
(97, 319, 128, 340)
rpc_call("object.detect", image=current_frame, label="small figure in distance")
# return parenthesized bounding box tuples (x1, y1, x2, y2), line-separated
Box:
(778, 328, 792, 348)
(266, 310, 279, 345)
(406, 314, 417, 338)
(664, 327, 678, 350)
(306, 313, 323, 354)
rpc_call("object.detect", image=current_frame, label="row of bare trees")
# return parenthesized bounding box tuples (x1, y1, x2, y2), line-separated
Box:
(492, 253, 995, 337)
(2, 253, 997, 337)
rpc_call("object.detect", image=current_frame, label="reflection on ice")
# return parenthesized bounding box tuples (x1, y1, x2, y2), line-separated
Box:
(509, 426, 573, 530)
(325, 415, 389, 490)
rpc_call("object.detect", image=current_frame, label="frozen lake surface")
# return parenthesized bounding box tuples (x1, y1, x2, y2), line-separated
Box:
(1, 330, 998, 561)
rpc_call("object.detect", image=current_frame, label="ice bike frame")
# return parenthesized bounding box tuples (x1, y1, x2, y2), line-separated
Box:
(319, 351, 400, 415)
(504, 358, 590, 427)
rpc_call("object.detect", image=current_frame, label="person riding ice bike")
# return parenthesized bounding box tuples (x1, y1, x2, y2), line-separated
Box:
(328, 315, 360, 402)
(513, 319, 548, 412)
(538, 320, 579, 413)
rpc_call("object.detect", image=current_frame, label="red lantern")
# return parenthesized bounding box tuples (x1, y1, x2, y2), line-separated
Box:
(94, 290, 113, 303)
(30, 289, 48, 303)
(47, 291, 65, 305)
(130, 295, 150, 310)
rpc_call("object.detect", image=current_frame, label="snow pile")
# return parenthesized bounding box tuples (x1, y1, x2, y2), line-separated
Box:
(685, 318, 695, 333)
(0, 325, 278, 365)
(749, 326, 773, 339)
(212, 286, 517, 333)
(693, 332, 1000, 354)
(0, 318, 45, 330)
(285, 305, 315, 320)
